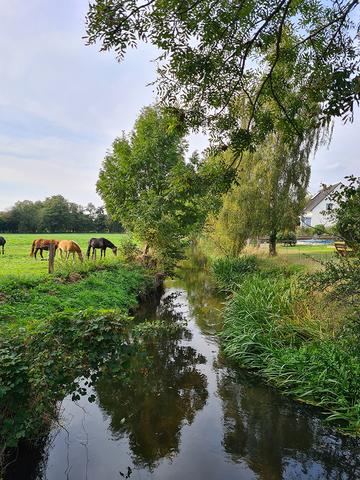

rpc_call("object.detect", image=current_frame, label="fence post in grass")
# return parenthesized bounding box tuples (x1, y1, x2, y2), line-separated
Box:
(49, 242, 55, 274)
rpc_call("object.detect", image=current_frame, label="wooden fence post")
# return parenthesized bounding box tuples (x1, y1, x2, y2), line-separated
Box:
(49, 242, 55, 274)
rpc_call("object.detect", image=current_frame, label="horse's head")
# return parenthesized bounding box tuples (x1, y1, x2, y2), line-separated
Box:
(112, 247, 118, 256)
(78, 252, 84, 263)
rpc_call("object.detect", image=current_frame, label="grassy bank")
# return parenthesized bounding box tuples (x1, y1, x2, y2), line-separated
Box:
(210, 253, 360, 434)
(0, 234, 171, 467)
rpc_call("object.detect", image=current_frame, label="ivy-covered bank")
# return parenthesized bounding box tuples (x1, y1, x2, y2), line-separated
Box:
(0, 261, 174, 469)
(211, 254, 360, 434)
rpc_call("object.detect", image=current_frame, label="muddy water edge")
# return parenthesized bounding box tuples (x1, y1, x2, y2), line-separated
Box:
(4, 246, 360, 480)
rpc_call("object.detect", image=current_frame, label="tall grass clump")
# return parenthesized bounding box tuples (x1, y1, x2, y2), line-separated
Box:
(221, 276, 313, 366)
(210, 255, 259, 291)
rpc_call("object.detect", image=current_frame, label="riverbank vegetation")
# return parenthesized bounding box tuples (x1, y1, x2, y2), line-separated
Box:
(210, 250, 360, 434)
(0, 235, 179, 468)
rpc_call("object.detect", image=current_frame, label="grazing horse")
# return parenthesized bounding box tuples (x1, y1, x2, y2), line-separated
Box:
(0, 236, 5, 254)
(58, 240, 84, 263)
(29, 238, 59, 260)
(87, 237, 117, 260)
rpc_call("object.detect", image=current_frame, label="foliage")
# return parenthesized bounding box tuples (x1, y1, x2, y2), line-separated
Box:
(300, 255, 360, 313)
(301, 176, 360, 315)
(210, 255, 259, 292)
(277, 231, 297, 246)
(313, 224, 326, 236)
(326, 175, 360, 246)
(85, 0, 360, 153)
(96, 103, 220, 274)
(220, 266, 360, 432)
(0, 263, 153, 327)
(0, 198, 123, 234)
(0, 308, 179, 459)
(206, 131, 311, 255)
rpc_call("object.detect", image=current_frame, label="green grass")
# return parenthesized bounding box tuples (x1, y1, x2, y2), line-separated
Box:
(0, 233, 134, 277)
(0, 233, 150, 328)
(272, 243, 337, 265)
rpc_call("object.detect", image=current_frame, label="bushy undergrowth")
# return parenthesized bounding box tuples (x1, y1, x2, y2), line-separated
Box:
(217, 255, 360, 433)
(0, 260, 172, 469)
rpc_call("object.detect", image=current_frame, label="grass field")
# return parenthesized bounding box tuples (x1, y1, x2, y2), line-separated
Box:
(257, 243, 337, 266)
(0, 233, 129, 278)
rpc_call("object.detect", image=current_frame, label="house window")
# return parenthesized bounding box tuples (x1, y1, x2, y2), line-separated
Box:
(302, 216, 311, 227)
(326, 203, 333, 211)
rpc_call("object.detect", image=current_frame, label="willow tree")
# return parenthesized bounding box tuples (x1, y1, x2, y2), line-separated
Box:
(211, 132, 312, 256)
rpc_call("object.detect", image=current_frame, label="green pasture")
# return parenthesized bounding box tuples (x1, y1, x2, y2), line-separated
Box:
(263, 243, 337, 265)
(0, 233, 129, 278)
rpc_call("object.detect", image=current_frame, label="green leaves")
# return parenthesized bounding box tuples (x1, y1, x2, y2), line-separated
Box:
(96, 103, 217, 274)
(85, 0, 360, 152)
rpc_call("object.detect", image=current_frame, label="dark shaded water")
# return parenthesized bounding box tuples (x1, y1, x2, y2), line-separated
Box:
(5, 247, 360, 479)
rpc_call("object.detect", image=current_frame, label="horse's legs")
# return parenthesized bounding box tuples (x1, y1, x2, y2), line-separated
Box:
(39, 248, 44, 260)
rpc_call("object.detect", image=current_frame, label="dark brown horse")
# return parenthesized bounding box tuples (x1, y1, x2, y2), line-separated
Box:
(87, 237, 117, 260)
(0, 236, 5, 254)
(29, 238, 59, 260)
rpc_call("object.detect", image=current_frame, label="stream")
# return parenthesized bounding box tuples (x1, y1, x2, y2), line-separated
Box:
(5, 246, 360, 479)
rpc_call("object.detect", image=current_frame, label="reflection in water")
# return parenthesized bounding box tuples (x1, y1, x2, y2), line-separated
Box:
(4, 245, 360, 480)
(216, 363, 360, 479)
(95, 294, 208, 471)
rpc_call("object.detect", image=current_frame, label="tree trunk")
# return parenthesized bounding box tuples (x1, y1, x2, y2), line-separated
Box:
(269, 232, 277, 256)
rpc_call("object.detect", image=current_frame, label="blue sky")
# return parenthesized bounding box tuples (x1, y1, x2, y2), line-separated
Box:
(0, 0, 359, 211)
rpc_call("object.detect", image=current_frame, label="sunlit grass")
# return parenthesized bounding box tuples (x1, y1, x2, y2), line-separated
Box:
(0, 233, 132, 278)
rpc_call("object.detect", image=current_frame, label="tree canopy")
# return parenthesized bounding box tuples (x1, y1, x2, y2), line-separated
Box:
(85, 0, 360, 153)
(96, 103, 218, 271)
(327, 175, 360, 246)
(0, 197, 121, 234)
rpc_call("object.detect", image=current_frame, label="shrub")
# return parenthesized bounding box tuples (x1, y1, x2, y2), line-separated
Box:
(277, 231, 297, 246)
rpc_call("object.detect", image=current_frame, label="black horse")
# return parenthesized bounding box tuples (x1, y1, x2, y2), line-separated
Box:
(87, 237, 117, 259)
(0, 236, 5, 254)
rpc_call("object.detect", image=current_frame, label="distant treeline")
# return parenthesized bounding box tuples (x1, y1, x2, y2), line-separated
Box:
(0, 195, 124, 234)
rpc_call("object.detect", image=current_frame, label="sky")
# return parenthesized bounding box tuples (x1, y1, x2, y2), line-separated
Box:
(0, 0, 359, 212)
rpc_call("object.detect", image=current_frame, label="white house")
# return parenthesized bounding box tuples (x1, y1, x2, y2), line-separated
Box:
(301, 183, 342, 227)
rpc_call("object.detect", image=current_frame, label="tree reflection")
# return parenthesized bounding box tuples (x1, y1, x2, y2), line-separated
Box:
(94, 294, 209, 471)
(216, 361, 360, 479)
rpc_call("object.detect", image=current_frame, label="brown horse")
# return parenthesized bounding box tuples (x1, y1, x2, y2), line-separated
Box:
(29, 238, 59, 260)
(58, 240, 84, 263)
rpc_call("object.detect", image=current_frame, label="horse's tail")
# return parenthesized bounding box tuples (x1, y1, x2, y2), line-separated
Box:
(29, 239, 36, 257)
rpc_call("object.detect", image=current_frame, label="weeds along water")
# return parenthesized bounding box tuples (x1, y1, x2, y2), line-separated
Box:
(211, 253, 360, 434)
